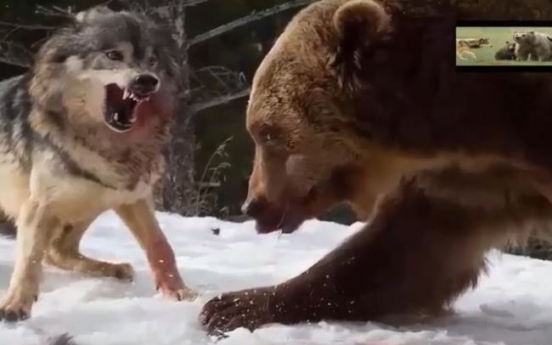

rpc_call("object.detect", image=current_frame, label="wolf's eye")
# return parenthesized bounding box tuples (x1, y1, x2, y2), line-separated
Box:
(147, 56, 158, 67)
(105, 50, 124, 61)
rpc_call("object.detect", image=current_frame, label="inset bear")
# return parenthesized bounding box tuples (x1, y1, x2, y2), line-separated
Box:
(513, 31, 551, 61)
(494, 41, 516, 60)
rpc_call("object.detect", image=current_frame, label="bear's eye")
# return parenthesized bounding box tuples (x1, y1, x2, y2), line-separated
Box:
(257, 127, 276, 144)
(253, 125, 286, 150)
(258, 129, 273, 143)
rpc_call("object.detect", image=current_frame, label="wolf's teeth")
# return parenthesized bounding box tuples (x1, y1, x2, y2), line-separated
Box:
(130, 116, 137, 123)
(145, 96, 151, 102)
(123, 90, 130, 100)
(114, 113, 120, 121)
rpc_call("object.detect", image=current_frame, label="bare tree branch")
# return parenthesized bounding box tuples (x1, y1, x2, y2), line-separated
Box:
(126, 0, 209, 16)
(186, 0, 210, 6)
(190, 87, 250, 113)
(0, 21, 57, 31)
(0, 40, 33, 68)
(181, 0, 210, 8)
(188, 0, 313, 47)
(188, 65, 248, 107)
(0, 57, 29, 68)
(35, 4, 75, 19)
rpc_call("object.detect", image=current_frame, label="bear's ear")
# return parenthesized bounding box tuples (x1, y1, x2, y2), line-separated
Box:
(331, 0, 392, 91)
(333, 0, 391, 46)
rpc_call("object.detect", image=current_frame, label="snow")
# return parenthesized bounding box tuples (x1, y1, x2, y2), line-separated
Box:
(1, 211, 552, 345)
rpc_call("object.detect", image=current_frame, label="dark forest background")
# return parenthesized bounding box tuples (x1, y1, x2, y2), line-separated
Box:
(0, 0, 356, 224)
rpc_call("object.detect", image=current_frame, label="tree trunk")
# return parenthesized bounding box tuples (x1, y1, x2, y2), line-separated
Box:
(150, 0, 197, 215)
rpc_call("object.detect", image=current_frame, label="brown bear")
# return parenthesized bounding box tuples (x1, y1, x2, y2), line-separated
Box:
(494, 41, 516, 60)
(513, 31, 551, 61)
(200, 0, 552, 335)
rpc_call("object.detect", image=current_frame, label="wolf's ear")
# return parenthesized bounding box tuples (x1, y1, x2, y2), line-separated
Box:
(74, 6, 115, 24)
(104, 0, 130, 12)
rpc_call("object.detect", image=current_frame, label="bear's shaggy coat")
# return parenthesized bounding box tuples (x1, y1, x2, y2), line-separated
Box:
(200, 0, 552, 334)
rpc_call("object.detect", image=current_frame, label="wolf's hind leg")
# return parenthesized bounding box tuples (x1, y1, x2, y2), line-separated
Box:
(466, 51, 477, 59)
(45, 216, 134, 281)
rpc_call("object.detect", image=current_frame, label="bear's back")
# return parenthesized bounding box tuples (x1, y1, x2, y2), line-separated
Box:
(348, 1, 552, 168)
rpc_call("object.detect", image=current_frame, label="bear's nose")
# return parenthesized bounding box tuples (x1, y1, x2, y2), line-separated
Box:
(241, 198, 264, 217)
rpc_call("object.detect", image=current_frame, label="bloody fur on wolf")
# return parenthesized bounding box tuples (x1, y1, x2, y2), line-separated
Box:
(0, 6, 196, 322)
(201, 0, 552, 335)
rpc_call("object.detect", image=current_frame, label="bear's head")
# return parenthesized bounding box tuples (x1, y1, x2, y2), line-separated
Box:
(513, 31, 536, 45)
(505, 41, 516, 51)
(241, 0, 404, 234)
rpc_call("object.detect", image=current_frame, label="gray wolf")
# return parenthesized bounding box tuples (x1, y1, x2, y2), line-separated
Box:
(455, 38, 492, 60)
(200, 0, 552, 335)
(456, 39, 477, 60)
(457, 37, 492, 48)
(0, 6, 196, 322)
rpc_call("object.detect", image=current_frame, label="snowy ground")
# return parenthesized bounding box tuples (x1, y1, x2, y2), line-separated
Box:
(1, 212, 552, 345)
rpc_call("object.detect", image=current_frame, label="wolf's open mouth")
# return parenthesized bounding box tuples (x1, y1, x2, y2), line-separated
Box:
(104, 83, 151, 132)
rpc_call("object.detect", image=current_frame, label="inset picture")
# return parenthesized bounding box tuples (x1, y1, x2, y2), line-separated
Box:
(456, 26, 552, 66)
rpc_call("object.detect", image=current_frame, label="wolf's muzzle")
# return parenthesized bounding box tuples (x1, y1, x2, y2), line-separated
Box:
(129, 74, 159, 96)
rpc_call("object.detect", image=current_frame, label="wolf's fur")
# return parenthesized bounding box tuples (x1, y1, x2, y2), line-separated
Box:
(456, 37, 492, 48)
(0, 6, 195, 322)
(455, 38, 492, 60)
(455, 40, 477, 60)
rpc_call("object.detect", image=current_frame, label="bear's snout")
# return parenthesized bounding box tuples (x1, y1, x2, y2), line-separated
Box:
(241, 197, 265, 218)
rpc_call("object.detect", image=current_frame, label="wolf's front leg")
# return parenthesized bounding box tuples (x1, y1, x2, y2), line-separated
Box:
(0, 200, 59, 321)
(115, 197, 197, 301)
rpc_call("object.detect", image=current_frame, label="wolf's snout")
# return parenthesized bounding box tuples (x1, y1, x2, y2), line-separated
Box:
(129, 74, 159, 96)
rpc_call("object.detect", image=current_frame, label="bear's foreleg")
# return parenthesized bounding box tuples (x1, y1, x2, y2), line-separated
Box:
(200, 174, 525, 335)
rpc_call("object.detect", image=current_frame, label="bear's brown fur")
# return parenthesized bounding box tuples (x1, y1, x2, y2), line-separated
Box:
(200, 0, 552, 335)
(494, 41, 516, 60)
(513, 31, 552, 61)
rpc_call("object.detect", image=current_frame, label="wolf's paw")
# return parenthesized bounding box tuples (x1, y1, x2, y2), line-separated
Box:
(153, 269, 197, 301)
(0, 288, 37, 322)
(75, 259, 135, 282)
(108, 262, 135, 281)
(161, 285, 198, 301)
